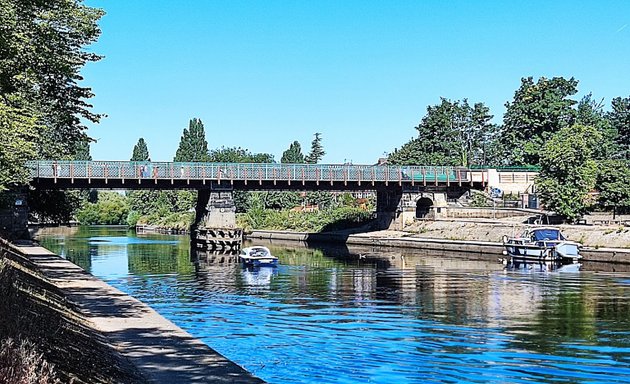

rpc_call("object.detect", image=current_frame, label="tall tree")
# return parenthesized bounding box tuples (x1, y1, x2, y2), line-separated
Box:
(0, 0, 105, 159)
(0, 102, 38, 191)
(388, 98, 495, 166)
(500, 76, 578, 166)
(130, 138, 150, 161)
(174, 118, 209, 162)
(74, 140, 92, 161)
(281, 141, 305, 163)
(305, 133, 325, 164)
(536, 124, 600, 222)
(597, 160, 630, 219)
(609, 96, 630, 159)
(576, 94, 618, 160)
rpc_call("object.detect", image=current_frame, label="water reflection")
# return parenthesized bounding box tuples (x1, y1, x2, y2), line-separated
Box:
(36, 227, 630, 383)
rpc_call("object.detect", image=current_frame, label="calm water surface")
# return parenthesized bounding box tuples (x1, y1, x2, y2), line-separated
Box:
(38, 226, 630, 383)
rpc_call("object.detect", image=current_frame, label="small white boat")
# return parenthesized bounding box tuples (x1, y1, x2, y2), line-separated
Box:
(239, 246, 279, 267)
(502, 227, 581, 263)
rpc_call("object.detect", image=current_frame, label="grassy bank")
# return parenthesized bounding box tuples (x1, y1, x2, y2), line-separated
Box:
(0, 241, 145, 383)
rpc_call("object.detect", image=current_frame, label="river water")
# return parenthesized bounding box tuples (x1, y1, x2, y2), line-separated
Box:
(37, 226, 630, 383)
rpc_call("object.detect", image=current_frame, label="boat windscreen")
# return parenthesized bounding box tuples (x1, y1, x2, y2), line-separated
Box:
(532, 229, 564, 241)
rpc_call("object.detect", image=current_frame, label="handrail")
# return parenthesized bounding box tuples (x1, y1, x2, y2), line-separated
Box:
(25, 160, 470, 183)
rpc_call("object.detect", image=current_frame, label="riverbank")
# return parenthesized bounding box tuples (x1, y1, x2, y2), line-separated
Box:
(246, 218, 630, 265)
(0, 238, 264, 383)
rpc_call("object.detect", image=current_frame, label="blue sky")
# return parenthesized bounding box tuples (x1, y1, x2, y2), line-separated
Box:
(82, 0, 629, 164)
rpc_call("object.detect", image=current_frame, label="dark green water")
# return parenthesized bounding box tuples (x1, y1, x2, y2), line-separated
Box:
(38, 226, 630, 383)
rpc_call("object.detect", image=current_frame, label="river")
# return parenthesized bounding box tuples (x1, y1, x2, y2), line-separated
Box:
(37, 226, 630, 383)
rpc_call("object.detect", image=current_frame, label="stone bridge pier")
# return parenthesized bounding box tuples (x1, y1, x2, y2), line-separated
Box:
(375, 188, 403, 230)
(376, 188, 452, 230)
(191, 187, 242, 253)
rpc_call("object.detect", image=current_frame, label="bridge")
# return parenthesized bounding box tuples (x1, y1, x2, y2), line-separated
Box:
(27, 160, 475, 190)
(17, 161, 496, 241)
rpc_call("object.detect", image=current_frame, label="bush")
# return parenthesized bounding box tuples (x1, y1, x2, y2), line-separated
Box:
(238, 207, 372, 232)
(76, 192, 129, 225)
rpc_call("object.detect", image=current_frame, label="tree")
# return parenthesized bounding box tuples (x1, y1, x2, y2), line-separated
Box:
(388, 98, 495, 166)
(608, 96, 630, 159)
(74, 140, 92, 161)
(536, 124, 600, 222)
(76, 192, 129, 225)
(0, 0, 105, 159)
(281, 141, 305, 163)
(131, 138, 150, 161)
(0, 101, 38, 191)
(576, 94, 618, 160)
(305, 133, 325, 164)
(597, 160, 630, 219)
(174, 118, 209, 162)
(208, 147, 274, 163)
(207, 146, 274, 212)
(500, 77, 579, 166)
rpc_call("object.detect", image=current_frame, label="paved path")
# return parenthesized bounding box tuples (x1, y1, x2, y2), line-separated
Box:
(15, 242, 264, 384)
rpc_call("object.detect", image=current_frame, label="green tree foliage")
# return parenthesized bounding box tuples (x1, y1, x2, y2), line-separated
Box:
(174, 118, 209, 162)
(0, 101, 38, 191)
(208, 147, 274, 163)
(74, 140, 92, 161)
(207, 146, 275, 212)
(500, 76, 578, 166)
(596, 160, 630, 217)
(281, 141, 305, 163)
(260, 191, 302, 210)
(76, 192, 129, 225)
(608, 96, 630, 159)
(536, 124, 600, 222)
(388, 98, 496, 166)
(0, 0, 104, 159)
(130, 138, 150, 161)
(305, 133, 325, 164)
(171, 119, 211, 214)
(27, 189, 81, 223)
(576, 94, 618, 159)
(238, 206, 372, 232)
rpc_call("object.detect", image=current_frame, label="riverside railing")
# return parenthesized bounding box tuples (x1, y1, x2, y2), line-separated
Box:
(26, 161, 471, 186)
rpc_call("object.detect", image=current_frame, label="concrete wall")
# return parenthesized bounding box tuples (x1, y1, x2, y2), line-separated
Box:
(487, 169, 537, 195)
(435, 207, 534, 220)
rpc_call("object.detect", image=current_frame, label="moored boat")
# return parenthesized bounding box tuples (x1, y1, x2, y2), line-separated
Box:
(239, 246, 279, 267)
(502, 227, 581, 264)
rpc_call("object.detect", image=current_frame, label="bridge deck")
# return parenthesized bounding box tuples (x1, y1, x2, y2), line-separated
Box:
(27, 161, 474, 190)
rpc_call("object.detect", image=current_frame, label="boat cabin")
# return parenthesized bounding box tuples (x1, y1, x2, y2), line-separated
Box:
(525, 227, 566, 242)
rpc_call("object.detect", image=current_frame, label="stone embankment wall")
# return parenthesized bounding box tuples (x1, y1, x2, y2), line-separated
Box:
(1, 237, 265, 384)
(0, 239, 145, 383)
(247, 219, 630, 265)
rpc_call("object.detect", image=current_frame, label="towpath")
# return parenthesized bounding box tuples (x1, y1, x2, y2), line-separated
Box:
(14, 241, 264, 384)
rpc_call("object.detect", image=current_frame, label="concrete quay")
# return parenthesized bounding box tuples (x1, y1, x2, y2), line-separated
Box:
(8, 241, 264, 384)
(246, 229, 630, 265)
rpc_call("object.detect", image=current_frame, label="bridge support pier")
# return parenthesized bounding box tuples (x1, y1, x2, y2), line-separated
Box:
(191, 188, 242, 253)
(375, 188, 403, 230)
(0, 190, 29, 240)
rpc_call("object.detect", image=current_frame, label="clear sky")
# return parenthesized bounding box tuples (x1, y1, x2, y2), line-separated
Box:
(82, 0, 629, 164)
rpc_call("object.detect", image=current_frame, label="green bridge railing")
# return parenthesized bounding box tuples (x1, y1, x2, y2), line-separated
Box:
(26, 161, 471, 184)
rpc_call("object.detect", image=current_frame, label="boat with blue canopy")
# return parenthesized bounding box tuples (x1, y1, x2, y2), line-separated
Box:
(502, 227, 581, 264)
